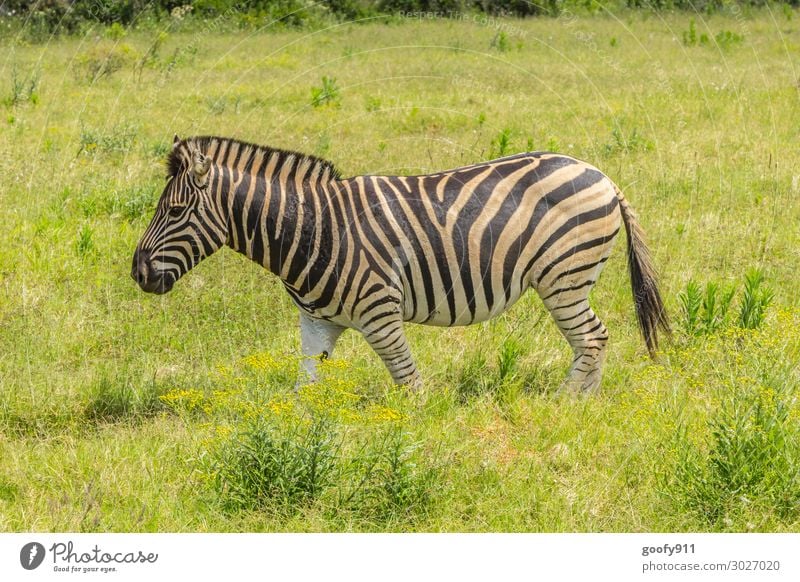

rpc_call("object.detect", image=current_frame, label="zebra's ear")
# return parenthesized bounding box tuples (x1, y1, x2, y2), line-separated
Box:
(173, 134, 181, 148)
(192, 150, 211, 186)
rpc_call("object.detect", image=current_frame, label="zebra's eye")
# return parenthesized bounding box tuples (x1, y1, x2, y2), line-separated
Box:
(168, 206, 184, 218)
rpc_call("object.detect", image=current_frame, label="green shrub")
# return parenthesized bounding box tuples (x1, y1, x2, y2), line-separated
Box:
(311, 76, 341, 107)
(339, 428, 434, 521)
(738, 268, 773, 330)
(209, 417, 340, 510)
(75, 224, 95, 258)
(666, 381, 800, 526)
(78, 123, 137, 155)
(678, 269, 772, 336)
(603, 126, 652, 156)
(489, 127, 513, 158)
(679, 280, 735, 336)
(84, 374, 168, 422)
(3, 66, 40, 107)
(76, 42, 138, 83)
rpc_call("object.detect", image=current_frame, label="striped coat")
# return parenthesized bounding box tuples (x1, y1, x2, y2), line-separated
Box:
(132, 136, 669, 392)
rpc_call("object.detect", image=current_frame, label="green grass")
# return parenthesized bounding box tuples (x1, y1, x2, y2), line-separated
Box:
(1, 9, 800, 532)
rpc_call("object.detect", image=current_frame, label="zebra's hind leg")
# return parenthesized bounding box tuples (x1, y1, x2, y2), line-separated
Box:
(540, 293, 609, 394)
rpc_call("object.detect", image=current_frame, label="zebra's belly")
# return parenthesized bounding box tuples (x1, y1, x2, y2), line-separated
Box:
(404, 286, 527, 327)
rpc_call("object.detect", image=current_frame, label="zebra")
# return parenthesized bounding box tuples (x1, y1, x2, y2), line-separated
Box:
(132, 135, 669, 393)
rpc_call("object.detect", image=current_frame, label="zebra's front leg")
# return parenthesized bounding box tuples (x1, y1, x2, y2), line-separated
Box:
(361, 316, 422, 391)
(298, 312, 346, 386)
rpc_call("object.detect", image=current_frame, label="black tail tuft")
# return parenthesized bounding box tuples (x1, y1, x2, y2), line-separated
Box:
(614, 186, 671, 356)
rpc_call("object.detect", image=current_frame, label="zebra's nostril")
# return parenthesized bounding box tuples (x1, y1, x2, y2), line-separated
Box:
(132, 249, 152, 285)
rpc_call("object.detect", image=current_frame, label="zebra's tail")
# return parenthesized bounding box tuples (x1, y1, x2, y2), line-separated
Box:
(614, 185, 671, 357)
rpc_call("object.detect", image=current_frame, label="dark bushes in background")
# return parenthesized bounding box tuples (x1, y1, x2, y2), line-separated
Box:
(0, 0, 798, 35)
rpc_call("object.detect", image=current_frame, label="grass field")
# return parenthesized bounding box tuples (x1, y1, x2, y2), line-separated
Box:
(1, 7, 799, 532)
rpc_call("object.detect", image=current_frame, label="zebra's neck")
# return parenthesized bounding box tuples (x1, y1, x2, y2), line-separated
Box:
(194, 137, 338, 286)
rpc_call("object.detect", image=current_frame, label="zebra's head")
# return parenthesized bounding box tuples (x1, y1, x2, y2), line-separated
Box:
(132, 135, 227, 294)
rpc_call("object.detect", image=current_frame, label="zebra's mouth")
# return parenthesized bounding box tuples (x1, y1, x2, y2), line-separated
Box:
(134, 271, 175, 295)
(139, 275, 175, 295)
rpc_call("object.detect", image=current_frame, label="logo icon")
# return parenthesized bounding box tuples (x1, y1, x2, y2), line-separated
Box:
(20, 542, 46, 570)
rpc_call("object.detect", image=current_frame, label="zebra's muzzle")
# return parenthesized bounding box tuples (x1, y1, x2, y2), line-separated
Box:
(131, 249, 175, 295)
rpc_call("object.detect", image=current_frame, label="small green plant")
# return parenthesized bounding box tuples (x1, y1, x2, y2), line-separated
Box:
(205, 94, 243, 115)
(715, 30, 744, 50)
(603, 126, 652, 155)
(680, 270, 772, 336)
(680, 281, 735, 336)
(75, 224, 95, 257)
(119, 185, 159, 221)
(105, 22, 127, 40)
(498, 337, 524, 383)
(738, 268, 774, 330)
(682, 18, 698, 46)
(79, 124, 137, 155)
(339, 428, 434, 522)
(489, 128, 513, 158)
(4, 67, 40, 107)
(456, 351, 491, 402)
(489, 31, 510, 52)
(679, 280, 702, 335)
(77, 43, 138, 83)
(135, 31, 169, 81)
(701, 282, 735, 334)
(311, 76, 341, 108)
(84, 374, 167, 422)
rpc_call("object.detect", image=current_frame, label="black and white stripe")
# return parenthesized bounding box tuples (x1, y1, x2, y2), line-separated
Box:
(133, 135, 669, 392)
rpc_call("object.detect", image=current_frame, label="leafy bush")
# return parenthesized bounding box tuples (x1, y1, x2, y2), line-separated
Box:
(738, 269, 773, 330)
(75, 42, 138, 82)
(311, 76, 341, 107)
(666, 381, 800, 526)
(489, 127, 513, 158)
(603, 126, 652, 155)
(679, 280, 735, 336)
(678, 269, 773, 336)
(161, 354, 439, 521)
(84, 373, 168, 422)
(455, 336, 527, 402)
(209, 417, 339, 510)
(3, 66, 40, 107)
(74, 224, 95, 257)
(79, 123, 138, 155)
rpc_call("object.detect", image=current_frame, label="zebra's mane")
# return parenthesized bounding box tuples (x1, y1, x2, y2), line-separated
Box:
(166, 135, 341, 181)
